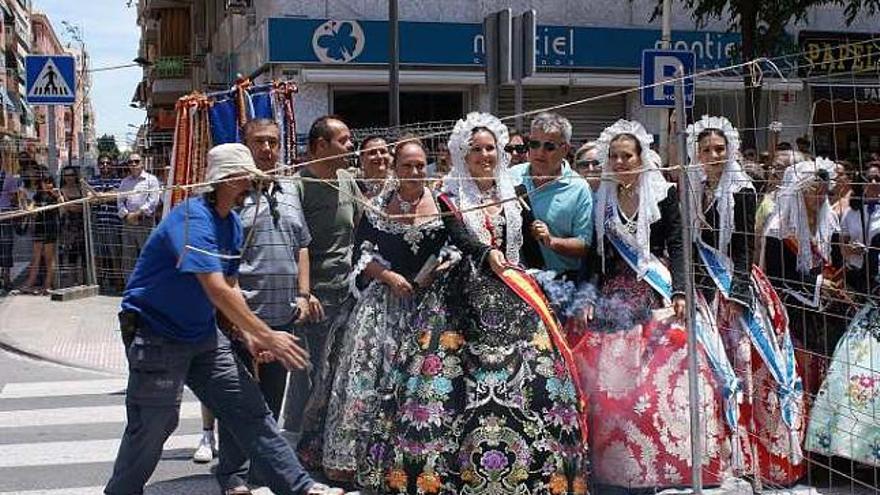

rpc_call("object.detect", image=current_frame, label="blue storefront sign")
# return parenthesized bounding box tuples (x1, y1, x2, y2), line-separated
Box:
(267, 17, 741, 71)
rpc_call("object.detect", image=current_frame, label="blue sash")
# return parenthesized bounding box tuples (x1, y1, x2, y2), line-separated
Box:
(696, 239, 733, 299)
(740, 284, 804, 463)
(699, 235, 803, 463)
(695, 293, 745, 470)
(604, 203, 673, 304)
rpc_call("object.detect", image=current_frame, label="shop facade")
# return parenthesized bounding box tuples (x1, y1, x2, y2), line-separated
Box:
(800, 31, 880, 163)
(206, 1, 880, 150)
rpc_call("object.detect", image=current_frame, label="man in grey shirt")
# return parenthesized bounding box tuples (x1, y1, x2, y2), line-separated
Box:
(216, 119, 313, 494)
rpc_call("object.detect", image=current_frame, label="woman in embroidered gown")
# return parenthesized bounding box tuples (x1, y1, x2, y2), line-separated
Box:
(359, 112, 588, 495)
(761, 158, 849, 399)
(321, 139, 448, 483)
(761, 159, 872, 483)
(568, 119, 732, 491)
(686, 116, 805, 487)
(806, 302, 880, 470)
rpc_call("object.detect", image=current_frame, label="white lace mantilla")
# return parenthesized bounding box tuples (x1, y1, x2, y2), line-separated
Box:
(763, 158, 840, 274)
(685, 115, 755, 255)
(441, 112, 522, 264)
(593, 119, 673, 271)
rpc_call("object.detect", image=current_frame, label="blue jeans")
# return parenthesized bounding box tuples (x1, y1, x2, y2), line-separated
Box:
(217, 323, 292, 490)
(104, 328, 314, 495)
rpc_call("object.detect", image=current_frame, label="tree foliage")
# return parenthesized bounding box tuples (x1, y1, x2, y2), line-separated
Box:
(96, 134, 120, 160)
(652, 0, 880, 148)
(654, 0, 880, 60)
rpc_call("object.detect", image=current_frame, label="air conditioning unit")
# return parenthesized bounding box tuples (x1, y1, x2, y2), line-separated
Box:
(225, 0, 251, 15)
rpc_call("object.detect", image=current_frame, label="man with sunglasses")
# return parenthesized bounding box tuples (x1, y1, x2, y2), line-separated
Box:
(504, 129, 529, 166)
(510, 112, 592, 279)
(117, 153, 161, 280)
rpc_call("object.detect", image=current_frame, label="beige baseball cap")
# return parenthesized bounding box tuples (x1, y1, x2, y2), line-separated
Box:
(201, 143, 268, 192)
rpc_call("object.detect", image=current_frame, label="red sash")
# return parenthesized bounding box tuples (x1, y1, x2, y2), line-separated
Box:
(496, 266, 590, 446)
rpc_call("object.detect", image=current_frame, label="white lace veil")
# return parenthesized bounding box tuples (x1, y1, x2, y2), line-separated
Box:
(685, 115, 755, 255)
(441, 112, 522, 264)
(593, 119, 673, 269)
(763, 157, 840, 273)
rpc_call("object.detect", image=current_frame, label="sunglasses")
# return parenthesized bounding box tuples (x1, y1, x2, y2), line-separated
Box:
(129, 160, 141, 164)
(99, 161, 111, 165)
(528, 140, 562, 152)
(576, 159, 601, 169)
(504, 144, 528, 154)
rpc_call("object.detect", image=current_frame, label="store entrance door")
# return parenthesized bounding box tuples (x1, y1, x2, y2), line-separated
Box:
(332, 90, 465, 129)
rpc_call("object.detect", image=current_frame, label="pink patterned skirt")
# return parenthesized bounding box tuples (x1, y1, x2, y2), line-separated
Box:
(566, 274, 732, 489)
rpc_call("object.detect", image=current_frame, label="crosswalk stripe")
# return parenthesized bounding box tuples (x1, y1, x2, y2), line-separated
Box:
(0, 486, 277, 495)
(0, 400, 201, 428)
(0, 379, 128, 399)
(0, 488, 104, 495)
(0, 433, 201, 468)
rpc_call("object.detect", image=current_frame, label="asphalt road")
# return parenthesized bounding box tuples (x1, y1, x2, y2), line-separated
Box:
(0, 348, 224, 494)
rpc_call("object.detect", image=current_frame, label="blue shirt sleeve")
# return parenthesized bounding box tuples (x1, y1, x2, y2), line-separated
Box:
(166, 205, 226, 274)
(225, 218, 243, 277)
(571, 187, 594, 247)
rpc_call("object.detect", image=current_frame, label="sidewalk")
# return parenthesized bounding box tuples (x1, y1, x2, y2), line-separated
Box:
(0, 294, 126, 373)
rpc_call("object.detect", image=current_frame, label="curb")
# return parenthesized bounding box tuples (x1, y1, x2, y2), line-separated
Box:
(0, 296, 125, 375)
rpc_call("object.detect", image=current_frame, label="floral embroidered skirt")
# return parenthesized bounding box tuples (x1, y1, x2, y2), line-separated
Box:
(322, 281, 419, 475)
(806, 303, 880, 467)
(567, 274, 731, 490)
(359, 265, 588, 494)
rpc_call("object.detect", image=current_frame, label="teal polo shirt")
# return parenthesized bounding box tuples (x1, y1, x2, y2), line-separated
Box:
(510, 161, 593, 273)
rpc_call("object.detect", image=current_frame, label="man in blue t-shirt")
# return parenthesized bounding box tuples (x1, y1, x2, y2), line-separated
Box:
(509, 112, 593, 279)
(105, 144, 333, 495)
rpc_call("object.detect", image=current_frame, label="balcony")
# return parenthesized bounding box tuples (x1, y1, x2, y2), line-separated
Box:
(153, 56, 190, 79)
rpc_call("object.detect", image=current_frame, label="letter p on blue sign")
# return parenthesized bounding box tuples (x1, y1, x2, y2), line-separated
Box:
(641, 49, 695, 108)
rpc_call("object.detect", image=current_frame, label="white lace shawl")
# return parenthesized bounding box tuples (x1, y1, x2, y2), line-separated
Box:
(763, 158, 840, 274)
(593, 119, 673, 271)
(685, 115, 755, 256)
(441, 112, 522, 265)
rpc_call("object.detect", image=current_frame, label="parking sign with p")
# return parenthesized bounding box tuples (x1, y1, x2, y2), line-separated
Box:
(641, 49, 695, 108)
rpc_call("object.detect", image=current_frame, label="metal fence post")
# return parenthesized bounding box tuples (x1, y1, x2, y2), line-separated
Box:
(675, 66, 703, 494)
(82, 198, 97, 288)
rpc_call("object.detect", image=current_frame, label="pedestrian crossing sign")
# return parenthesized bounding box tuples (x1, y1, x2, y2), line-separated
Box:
(25, 55, 76, 105)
